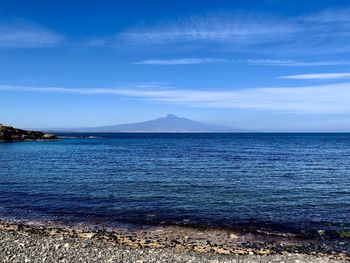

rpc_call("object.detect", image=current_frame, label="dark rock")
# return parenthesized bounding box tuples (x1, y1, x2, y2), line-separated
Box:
(0, 124, 58, 142)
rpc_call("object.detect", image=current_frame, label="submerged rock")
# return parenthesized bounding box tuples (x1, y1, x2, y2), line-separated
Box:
(0, 124, 58, 142)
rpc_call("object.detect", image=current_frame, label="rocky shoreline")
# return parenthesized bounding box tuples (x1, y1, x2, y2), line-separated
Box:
(0, 221, 348, 262)
(0, 124, 58, 142)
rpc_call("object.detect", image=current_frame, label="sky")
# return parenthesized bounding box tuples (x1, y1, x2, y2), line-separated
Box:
(1, 0, 350, 131)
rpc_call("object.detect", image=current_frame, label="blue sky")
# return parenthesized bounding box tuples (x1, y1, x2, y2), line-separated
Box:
(1, 0, 350, 131)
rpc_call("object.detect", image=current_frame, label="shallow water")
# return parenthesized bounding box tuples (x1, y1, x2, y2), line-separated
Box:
(1, 133, 350, 236)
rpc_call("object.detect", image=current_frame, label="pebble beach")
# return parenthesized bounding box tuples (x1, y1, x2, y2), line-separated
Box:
(0, 221, 349, 263)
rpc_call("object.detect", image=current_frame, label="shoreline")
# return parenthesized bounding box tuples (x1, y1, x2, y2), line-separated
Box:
(0, 220, 349, 262)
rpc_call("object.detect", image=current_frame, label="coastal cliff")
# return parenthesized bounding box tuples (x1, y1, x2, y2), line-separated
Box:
(0, 124, 57, 142)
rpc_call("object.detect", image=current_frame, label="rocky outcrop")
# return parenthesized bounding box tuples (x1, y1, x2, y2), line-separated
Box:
(0, 124, 58, 142)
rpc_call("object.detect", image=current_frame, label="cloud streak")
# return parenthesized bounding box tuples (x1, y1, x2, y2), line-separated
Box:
(280, 72, 350, 80)
(246, 59, 350, 67)
(303, 7, 350, 23)
(134, 58, 229, 65)
(0, 20, 64, 48)
(98, 8, 350, 55)
(133, 57, 350, 66)
(119, 14, 299, 45)
(2, 82, 350, 114)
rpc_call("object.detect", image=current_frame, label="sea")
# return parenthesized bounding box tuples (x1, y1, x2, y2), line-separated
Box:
(1, 133, 349, 238)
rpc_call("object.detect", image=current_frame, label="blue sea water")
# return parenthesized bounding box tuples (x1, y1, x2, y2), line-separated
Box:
(0, 133, 350, 236)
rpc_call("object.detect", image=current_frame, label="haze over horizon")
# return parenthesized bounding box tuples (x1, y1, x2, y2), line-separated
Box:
(48, 114, 239, 133)
(2, 0, 350, 131)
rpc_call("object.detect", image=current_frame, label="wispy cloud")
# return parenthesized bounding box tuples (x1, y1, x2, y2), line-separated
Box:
(96, 8, 350, 55)
(82, 37, 109, 47)
(134, 57, 350, 66)
(303, 7, 350, 23)
(246, 59, 350, 66)
(134, 58, 229, 65)
(119, 14, 299, 45)
(280, 73, 350, 80)
(2, 82, 350, 114)
(0, 20, 64, 48)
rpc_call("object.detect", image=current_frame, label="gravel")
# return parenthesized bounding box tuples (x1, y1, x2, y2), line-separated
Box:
(0, 230, 348, 263)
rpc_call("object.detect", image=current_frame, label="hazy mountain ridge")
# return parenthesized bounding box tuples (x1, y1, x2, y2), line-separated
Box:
(55, 114, 238, 132)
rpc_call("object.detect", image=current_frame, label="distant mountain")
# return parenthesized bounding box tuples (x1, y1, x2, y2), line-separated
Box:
(58, 114, 239, 132)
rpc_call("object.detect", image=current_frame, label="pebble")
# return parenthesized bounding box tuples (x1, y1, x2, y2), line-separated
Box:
(0, 221, 349, 263)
